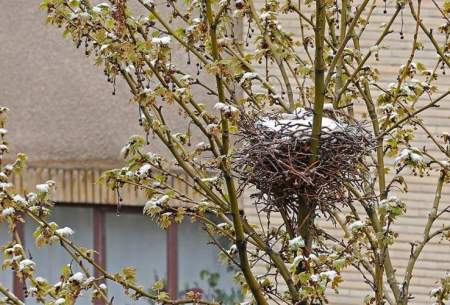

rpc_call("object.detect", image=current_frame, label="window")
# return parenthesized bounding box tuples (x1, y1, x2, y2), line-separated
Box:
(2, 204, 238, 304)
(104, 210, 166, 305)
(0, 222, 13, 290)
(24, 206, 93, 305)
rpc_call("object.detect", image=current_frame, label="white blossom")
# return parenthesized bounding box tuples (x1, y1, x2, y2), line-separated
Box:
(180, 74, 194, 84)
(291, 255, 305, 269)
(308, 253, 319, 262)
(196, 142, 210, 150)
(310, 274, 320, 282)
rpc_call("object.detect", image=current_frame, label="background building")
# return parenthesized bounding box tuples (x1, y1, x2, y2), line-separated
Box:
(1, 1, 450, 305)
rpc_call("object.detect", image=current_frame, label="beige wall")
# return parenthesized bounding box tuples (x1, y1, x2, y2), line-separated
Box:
(244, 2, 450, 305)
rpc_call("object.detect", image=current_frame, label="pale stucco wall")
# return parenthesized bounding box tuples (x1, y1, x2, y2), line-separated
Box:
(0, 1, 202, 167)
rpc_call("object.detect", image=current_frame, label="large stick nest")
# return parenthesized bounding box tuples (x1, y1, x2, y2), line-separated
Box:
(234, 108, 374, 216)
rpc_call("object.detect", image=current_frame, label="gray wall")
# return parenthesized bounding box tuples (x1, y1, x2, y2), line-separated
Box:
(0, 2, 139, 164)
(0, 1, 207, 166)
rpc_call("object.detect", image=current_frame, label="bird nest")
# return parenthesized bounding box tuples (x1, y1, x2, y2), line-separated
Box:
(234, 108, 374, 219)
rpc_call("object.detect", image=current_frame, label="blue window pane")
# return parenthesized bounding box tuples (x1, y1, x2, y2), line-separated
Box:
(105, 211, 166, 305)
(178, 220, 241, 304)
(24, 205, 93, 305)
(0, 222, 13, 290)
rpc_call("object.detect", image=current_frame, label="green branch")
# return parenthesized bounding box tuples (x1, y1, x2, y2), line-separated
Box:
(0, 282, 23, 305)
(309, 0, 326, 163)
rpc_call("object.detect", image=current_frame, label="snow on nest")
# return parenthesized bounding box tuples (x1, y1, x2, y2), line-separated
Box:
(256, 107, 343, 136)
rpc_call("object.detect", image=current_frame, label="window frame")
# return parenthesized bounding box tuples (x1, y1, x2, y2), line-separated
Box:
(12, 203, 179, 304)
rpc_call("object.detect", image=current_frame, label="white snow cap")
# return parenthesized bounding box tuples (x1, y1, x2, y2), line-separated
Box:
(1, 207, 15, 217)
(143, 0, 155, 5)
(143, 195, 170, 214)
(13, 194, 27, 206)
(214, 102, 239, 115)
(288, 236, 305, 250)
(56, 227, 75, 237)
(55, 298, 66, 305)
(320, 270, 338, 281)
(137, 163, 152, 177)
(146, 195, 169, 207)
(227, 244, 238, 255)
(152, 36, 171, 46)
(348, 220, 364, 231)
(70, 272, 85, 283)
(19, 259, 36, 271)
(257, 108, 342, 136)
(239, 72, 258, 84)
(35, 277, 47, 284)
(395, 148, 424, 165)
(430, 287, 442, 296)
(36, 183, 51, 194)
(323, 103, 334, 111)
